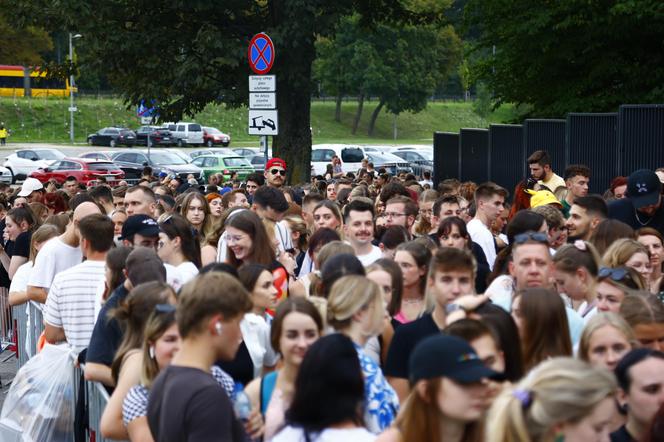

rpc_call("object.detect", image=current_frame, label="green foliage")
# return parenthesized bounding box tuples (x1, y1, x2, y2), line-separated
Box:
(0, 13, 52, 65)
(465, 0, 664, 116)
(472, 82, 491, 118)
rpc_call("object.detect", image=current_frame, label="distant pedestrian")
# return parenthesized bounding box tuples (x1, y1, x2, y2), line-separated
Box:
(0, 124, 8, 145)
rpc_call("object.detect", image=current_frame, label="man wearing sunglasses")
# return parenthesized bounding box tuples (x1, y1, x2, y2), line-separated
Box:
(265, 157, 287, 188)
(609, 169, 664, 232)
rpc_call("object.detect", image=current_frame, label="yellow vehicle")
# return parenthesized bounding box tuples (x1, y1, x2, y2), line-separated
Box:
(0, 65, 76, 98)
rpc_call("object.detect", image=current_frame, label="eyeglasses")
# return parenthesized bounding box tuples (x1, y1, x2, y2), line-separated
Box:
(598, 267, 629, 281)
(384, 212, 406, 219)
(514, 231, 549, 244)
(270, 169, 287, 176)
(155, 303, 176, 314)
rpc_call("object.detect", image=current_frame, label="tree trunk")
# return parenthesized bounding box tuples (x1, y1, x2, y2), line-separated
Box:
(367, 99, 385, 136)
(352, 93, 364, 135)
(334, 94, 342, 122)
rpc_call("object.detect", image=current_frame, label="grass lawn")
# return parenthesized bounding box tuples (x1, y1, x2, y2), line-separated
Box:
(0, 96, 515, 145)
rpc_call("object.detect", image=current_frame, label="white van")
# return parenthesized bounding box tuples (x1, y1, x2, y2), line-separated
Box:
(311, 144, 365, 176)
(163, 122, 204, 147)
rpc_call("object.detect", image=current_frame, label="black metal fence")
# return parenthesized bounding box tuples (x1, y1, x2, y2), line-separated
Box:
(433, 104, 664, 194)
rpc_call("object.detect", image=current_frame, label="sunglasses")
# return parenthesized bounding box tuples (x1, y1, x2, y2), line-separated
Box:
(598, 267, 629, 281)
(270, 169, 287, 176)
(514, 231, 549, 244)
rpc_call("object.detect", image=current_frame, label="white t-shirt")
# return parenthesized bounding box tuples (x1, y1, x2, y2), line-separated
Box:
(241, 313, 278, 377)
(9, 261, 32, 293)
(272, 426, 376, 442)
(43, 260, 106, 353)
(176, 261, 199, 285)
(356, 245, 382, 267)
(27, 237, 82, 290)
(467, 218, 497, 270)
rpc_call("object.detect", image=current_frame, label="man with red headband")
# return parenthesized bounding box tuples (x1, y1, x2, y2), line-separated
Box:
(265, 157, 287, 188)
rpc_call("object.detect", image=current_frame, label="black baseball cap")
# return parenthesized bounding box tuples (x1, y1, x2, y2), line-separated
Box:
(627, 169, 662, 209)
(409, 334, 502, 384)
(119, 214, 159, 240)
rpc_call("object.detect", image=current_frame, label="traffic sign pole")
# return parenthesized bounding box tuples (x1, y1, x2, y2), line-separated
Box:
(248, 33, 277, 163)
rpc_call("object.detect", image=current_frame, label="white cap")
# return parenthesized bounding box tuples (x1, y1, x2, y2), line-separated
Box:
(18, 177, 44, 197)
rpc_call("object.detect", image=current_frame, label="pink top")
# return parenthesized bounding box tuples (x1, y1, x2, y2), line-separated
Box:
(393, 311, 410, 324)
(264, 388, 288, 440)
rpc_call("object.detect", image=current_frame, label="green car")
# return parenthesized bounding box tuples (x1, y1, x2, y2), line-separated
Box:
(190, 154, 255, 181)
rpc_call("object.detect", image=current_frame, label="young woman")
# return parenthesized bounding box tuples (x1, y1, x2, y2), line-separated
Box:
(238, 263, 279, 377)
(224, 210, 276, 269)
(553, 240, 602, 322)
(414, 189, 438, 237)
(589, 219, 634, 257)
(290, 238, 353, 298)
(487, 358, 617, 442)
(284, 215, 308, 274)
(578, 312, 635, 371)
(393, 241, 431, 324)
(100, 282, 177, 439)
(637, 227, 664, 295)
(596, 266, 644, 313)
(312, 200, 343, 233)
(28, 202, 49, 224)
(244, 298, 324, 441)
(178, 192, 213, 237)
(327, 275, 399, 433)
(95, 246, 132, 319)
(619, 293, 664, 350)
(325, 180, 337, 201)
(111, 208, 128, 244)
(377, 334, 500, 442)
(437, 216, 491, 293)
(603, 238, 653, 286)
(158, 213, 201, 287)
(273, 334, 375, 442)
(365, 259, 402, 365)
(511, 288, 572, 372)
(206, 192, 223, 222)
(3, 206, 39, 279)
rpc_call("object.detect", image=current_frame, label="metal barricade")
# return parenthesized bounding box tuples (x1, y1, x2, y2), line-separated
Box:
(28, 301, 44, 357)
(87, 380, 128, 442)
(0, 288, 14, 355)
(11, 305, 27, 368)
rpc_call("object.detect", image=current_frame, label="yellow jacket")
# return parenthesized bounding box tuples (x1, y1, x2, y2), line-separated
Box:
(0, 129, 7, 138)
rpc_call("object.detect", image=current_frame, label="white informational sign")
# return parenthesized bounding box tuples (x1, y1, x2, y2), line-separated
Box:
(249, 75, 276, 92)
(68, 107, 77, 112)
(249, 92, 276, 109)
(248, 109, 278, 135)
(140, 117, 154, 125)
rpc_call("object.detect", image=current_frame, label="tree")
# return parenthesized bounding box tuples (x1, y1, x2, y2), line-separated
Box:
(7, 0, 442, 183)
(465, 0, 664, 116)
(0, 13, 52, 66)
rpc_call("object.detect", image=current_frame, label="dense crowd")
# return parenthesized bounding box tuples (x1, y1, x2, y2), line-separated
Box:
(2, 150, 664, 442)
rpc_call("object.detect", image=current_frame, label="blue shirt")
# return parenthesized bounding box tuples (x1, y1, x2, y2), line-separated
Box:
(355, 343, 399, 434)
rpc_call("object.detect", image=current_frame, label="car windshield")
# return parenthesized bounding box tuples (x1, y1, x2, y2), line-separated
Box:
(147, 152, 188, 165)
(223, 157, 251, 167)
(206, 127, 221, 134)
(34, 150, 66, 160)
(88, 162, 117, 171)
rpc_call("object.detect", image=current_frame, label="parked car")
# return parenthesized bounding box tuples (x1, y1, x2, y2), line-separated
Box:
(247, 154, 265, 172)
(79, 151, 115, 161)
(161, 122, 204, 147)
(29, 158, 125, 186)
(190, 155, 255, 181)
(161, 148, 192, 164)
(0, 167, 13, 184)
(189, 147, 235, 159)
(3, 148, 66, 182)
(110, 149, 202, 182)
(232, 148, 260, 158)
(135, 126, 174, 147)
(365, 152, 413, 176)
(87, 127, 137, 147)
(391, 149, 433, 177)
(202, 126, 231, 147)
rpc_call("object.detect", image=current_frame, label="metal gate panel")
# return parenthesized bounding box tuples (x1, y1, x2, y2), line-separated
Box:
(460, 128, 489, 184)
(489, 124, 524, 192)
(523, 119, 567, 177)
(433, 131, 460, 184)
(618, 105, 664, 175)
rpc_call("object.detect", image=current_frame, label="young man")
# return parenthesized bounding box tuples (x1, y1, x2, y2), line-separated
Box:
(612, 349, 664, 442)
(385, 247, 484, 402)
(17, 177, 45, 203)
(384, 195, 418, 233)
(466, 182, 507, 271)
(344, 199, 381, 266)
(301, 192, 324, 232)
(44, 213, 113, 353)
(119, 214, 160, 250)
(265, 157, 287, 188)
(27, 201, 101, 303)
(112, 186, 127, 210)
(565, 195, 607, 241)
(244, 172, 264, 203)
(148, 272, 253, 441)
(63, 176, 80, 199)
(124, 185, 157, 217)
(429, 195, 462, 234)
(608, 169, 664, 232)
(527, 150, 566, 192)
(88, 185, 114, 214)
(560, 164, 591, 217)
(252, 186, 292, 252)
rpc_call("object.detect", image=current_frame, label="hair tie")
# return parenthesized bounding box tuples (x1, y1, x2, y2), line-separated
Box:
(513, 388, 533, 409)
(573, 240, 587, 251)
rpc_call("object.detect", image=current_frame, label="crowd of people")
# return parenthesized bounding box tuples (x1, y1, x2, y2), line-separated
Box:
(2, 150, 664, 442)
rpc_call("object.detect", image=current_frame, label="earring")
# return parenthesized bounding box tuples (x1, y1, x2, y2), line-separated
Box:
(149, 345, 155, 359)
(215, 322, 223, 335)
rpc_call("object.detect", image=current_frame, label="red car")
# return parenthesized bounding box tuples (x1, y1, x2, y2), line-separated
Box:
(29, 158, 125, 186)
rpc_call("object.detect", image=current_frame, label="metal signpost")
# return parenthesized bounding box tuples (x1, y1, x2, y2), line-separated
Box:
(248, 33, 277, 165)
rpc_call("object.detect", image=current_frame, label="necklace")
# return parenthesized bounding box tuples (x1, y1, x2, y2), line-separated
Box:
(634, 207, 653, 226)
(402, 298, 423, 305)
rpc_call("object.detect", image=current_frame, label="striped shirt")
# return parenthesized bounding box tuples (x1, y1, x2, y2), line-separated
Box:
(44, 260, 106, 353)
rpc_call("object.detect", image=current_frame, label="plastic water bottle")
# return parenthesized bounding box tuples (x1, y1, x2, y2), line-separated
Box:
(233, 383, 256, 441)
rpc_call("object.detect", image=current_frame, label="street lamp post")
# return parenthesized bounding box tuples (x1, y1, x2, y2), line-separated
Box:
(69, 33, 82, 144)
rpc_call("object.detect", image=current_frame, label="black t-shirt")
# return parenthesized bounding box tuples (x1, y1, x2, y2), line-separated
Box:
(384, 313, 440, 379)
(11, 231, 31, 259)
(148, 365, 247, 442)
(608, 198, 664, 231)
(0, 219, 9, 288)
(471, 241, 490, 293)
(610, 425, 635, 442)
(85, 284, 129, 366)
(215, 341, 254, 387)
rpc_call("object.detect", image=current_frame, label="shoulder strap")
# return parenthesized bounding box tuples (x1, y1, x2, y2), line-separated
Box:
(260, 371, 278, 415)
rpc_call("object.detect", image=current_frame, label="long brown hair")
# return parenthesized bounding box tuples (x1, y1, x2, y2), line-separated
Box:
(396, 378, 483, 442)
(224, 210, 275, 268)
(515, 288, 572, 371)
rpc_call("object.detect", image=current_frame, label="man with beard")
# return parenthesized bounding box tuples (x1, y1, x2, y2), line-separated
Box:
(565, 195, 607, 241)
(608, 169, 664, 232)
(527, 150, 566, 192)
(264, 157, 287, 188)
(344, 199, 381, 266)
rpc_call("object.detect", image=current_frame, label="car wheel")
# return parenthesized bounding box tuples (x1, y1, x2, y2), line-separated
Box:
(222, 142, 230, 147)
(109, 139, 116, 148)
(177, 139, 184, 147)
(7, 168, 15, 184)
(88, 138, 93, 146)
(206, 140, 214, 147)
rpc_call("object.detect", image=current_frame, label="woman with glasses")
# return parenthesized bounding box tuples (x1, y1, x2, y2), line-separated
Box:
(100, 282, 177, 439)
(157, 214, 201, 288)
(312, 200, 343, 233)
(637, 227, 664, 297)
(596, 266, 644, 313)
